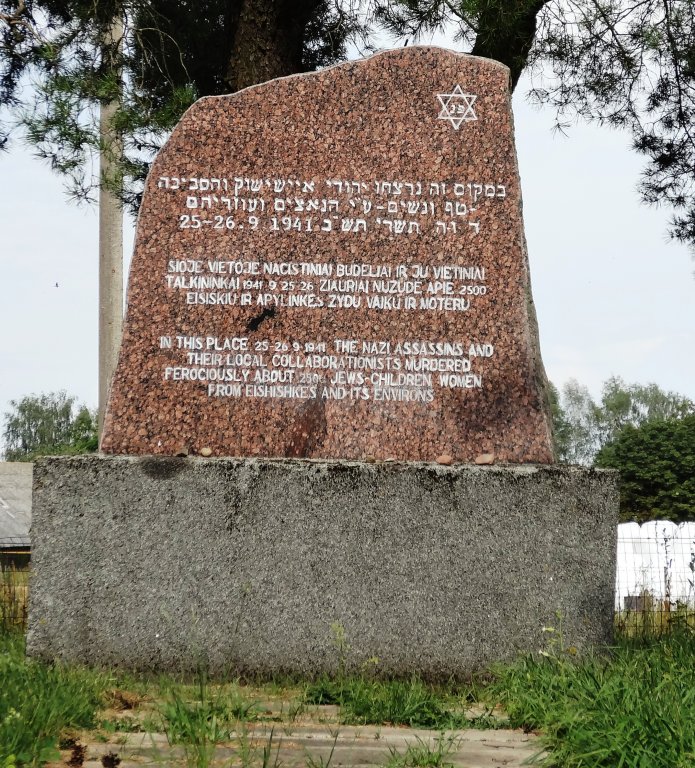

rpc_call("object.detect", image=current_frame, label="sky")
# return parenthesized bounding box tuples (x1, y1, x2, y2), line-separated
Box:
(1, 50, 694, 433)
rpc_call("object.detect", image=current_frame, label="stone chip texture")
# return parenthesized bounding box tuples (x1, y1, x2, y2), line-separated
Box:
(28, 456, 618, 677)
(101, 47, 554, 463)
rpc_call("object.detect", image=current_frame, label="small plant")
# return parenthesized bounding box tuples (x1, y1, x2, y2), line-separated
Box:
(236, 724, 282, 768)
(330, 621, 351, 678)
(304, 677, 470, 729)
(98, 716, 141, 733)
(305, 731, 338, 768)
(466, 709, 511, 730)
(286, 698, 305, 723)
(340, 678, 452, 728)
(160, 670, 261, 768)
(386, 735, 457, 768)
(261, 729, 282, 768)
(161, 685, 225, 768)
(303, 676, 344, 706)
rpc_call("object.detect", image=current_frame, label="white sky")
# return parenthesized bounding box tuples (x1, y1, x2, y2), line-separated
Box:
(1, 52, 694, 431)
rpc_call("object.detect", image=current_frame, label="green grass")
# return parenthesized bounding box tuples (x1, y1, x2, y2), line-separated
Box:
(159, 670, 261, 768)
(386, 735, 458, 768)
(485, 631, 695, 767)
(303, 677, 477, 729)
(4, 618, 695, 768)
(0, 631, 110, 766)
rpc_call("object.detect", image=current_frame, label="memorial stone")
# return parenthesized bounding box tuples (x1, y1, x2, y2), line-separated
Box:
(101, 47, 554, 463)
(31, 49, 619, 676)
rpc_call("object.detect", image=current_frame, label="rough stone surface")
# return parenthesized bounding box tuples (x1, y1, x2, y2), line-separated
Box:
(101, 47, 553, 463)
(29, 456, 618, 677)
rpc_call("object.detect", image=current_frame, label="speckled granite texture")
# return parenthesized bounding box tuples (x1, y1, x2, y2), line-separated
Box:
(28, 456, 618, 677)
(101, 48, 553, 463)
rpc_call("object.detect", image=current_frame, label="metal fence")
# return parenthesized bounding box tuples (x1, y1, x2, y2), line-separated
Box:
(615, 521, 695, 635)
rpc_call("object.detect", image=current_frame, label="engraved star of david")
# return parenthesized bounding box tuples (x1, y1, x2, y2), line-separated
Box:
(437, 85, 477, 130)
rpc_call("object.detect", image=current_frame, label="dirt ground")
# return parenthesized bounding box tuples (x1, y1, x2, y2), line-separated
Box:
(47, 691, 543, 768)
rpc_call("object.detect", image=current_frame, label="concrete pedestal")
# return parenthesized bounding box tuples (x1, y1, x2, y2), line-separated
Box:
(28, 456, 618, 678)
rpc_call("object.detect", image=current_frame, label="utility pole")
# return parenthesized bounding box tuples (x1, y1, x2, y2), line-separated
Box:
(98, 14, 124, 434)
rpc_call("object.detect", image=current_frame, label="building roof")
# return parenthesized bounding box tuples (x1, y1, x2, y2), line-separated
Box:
(0, 462, 32, 548)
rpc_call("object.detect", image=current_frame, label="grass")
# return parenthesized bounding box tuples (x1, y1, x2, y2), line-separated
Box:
(485, 631, 695, 768)
(386, 735, 458, 768)
(0, 631, 110, 766)
(615, 601, 695, 638)
(159, 670, 261, 768)
(3, 604, 695, 768)
(303, 677, 480, 729)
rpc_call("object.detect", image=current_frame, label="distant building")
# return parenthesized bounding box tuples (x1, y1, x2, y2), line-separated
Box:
(0, 462, 32, 566)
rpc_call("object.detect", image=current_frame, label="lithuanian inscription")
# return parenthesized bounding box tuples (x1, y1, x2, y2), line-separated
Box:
(101, 47, 554, 463)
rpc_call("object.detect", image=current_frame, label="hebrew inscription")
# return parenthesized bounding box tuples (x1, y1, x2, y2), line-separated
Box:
(101, 47, 554, 463)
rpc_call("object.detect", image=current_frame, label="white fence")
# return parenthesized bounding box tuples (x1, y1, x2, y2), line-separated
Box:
(616, 521, 695, 610)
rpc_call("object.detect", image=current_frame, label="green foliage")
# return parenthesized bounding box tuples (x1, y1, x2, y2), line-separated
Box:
(386, 734, 458, 768)
(598, 377, 694, 436)
(486, 632, 695, 767)
(595, 415, 695, 522)
(162, 688, 227, 768)
(552, 376, 694, 466)
(0, 631, 109, 766)
(551, 376, 695, 522)
(548, 382, 572, 462)
(1, 391, 97, 461)
(0, 0, 366, 211)
(160, 672, 260, 767)
(551, 379, 599, 464)
(304, 677, 474, 729)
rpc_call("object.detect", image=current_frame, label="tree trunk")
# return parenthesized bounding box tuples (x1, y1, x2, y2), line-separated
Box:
(226, 0, 321, 91)
(98, 16, 124, 434)
(471, 0, 548, 90)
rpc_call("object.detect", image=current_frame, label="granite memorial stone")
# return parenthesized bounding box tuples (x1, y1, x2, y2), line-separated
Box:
(101, 47, 554, 463)
(30, 49, 619, 676)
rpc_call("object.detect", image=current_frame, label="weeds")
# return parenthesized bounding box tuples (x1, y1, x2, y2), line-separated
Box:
(305, 731, 338, 768)
(6, 608, 695, 768)
(160, 670, 260, 768)
(386, 735, 458, 768)
(485, 631, 695, 767)
(0, 631, 109, 765)
(235, 725, 282, 768)
(98, 716, 141, 733)
(304, 677, 471, 729)
(615, 597, 695, 638)
(162, 685, 225, 768)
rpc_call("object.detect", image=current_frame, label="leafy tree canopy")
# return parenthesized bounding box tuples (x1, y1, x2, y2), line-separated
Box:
(2, 391, 98, 461)
(550, 376, 695, 521)
(0, 0, 366, 211)
(595, 414, 695, 522)
(551, 375, 694, 464)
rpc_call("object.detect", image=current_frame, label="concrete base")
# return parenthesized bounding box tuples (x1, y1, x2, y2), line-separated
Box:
(28, 456, 618, 679)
